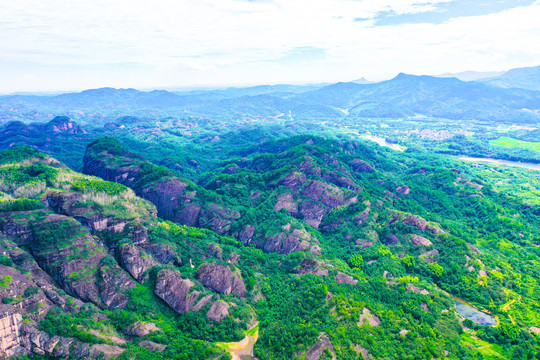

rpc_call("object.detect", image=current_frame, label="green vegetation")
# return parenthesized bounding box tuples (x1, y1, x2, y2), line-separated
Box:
(491, 136, 540, 153)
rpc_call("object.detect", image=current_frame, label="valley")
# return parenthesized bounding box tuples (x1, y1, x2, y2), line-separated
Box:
(1, 70, 540, 360)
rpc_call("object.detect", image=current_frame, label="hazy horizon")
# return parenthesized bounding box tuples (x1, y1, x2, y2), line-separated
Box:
(3, 0, 540, 93)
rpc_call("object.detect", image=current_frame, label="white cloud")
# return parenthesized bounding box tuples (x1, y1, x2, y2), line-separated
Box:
(1, 0, 540, 91)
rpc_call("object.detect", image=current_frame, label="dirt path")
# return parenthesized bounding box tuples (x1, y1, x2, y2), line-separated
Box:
(217, 322, 259, 360)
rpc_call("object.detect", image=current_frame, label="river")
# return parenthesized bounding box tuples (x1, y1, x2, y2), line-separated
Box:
(458, 156, 540, 171)
(360, 135, 406, 152)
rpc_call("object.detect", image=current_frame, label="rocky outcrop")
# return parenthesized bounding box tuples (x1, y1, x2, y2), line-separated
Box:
(407, 283, 430, 295)
(278, 172, 307, 193)
(299, 201, 330, 229)
(124, 321, 160, 337)
(396, 186, 410, 195)
(0, 312, 23, 357)
(154, 269, 200, 313)
(350, 159, 374, 173)
(420, 249, 439, 263)
(383, 234, 399, 246)
(117, 244, 158, 283)
(262, 226, 312, 254)
(357, 308, 380, 327)
(295, 259, 329, 276)
(410, 234, 432, 247)
(302, 181, 344, 208)
(274, 193, 299, 216)
(305, 333, 336, 360)
(139, 340, 166, 352)
(335, 272, 358, 285)
(142, 243, 180, 265)
(98, 262, 137, 309)
(196, 263, 246, 297)
(206, 300, 230, 322)
(30, 215, 114, 308)
(401, 215, 444, 234)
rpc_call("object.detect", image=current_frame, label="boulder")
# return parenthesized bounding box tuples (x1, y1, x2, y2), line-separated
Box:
(206, 300, 230, 322)
(396, 186, 410, 195)
(139, 340, 166, 352)
(117, 244, 158, 283)
(410, 234, 432, 247)
(335, 272, 358, 285)
(154, 269, 200, 313)
(124, 321, 160, 337)
(196, 263, 246, 297)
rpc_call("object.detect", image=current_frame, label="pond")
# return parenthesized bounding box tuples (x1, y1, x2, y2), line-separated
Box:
(454, 300, 497, 326)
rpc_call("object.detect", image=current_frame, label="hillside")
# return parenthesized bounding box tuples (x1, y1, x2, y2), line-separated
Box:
(481, 65, 540, 91)
(2, 135, 540, 359)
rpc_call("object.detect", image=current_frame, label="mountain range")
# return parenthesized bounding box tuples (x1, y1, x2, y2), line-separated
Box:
(2, 66, 540, 124)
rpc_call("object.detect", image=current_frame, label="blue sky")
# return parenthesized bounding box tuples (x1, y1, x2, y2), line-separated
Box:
(1, 0, 540, 93)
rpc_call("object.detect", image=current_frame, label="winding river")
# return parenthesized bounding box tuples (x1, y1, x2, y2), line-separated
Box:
(458, 156, 540, 171)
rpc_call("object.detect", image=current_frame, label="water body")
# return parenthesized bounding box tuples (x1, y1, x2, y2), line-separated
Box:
(360, 135, 406, 152)
(458, 156, 540, 171)
(454, 300, 497, 326)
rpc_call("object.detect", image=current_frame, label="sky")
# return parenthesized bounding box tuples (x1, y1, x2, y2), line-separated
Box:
(2, 0, 540, 93)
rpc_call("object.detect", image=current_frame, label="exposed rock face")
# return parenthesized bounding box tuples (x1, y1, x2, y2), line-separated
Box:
(396, 186, 410, 195)
(239, 225, 256, 245)
(196, 263, 246, 297)
(117, 244, 158, 283)
(206, 300, 230, 322)
(262, 227, 312, 254)
(305, 333, 336, 360)
(274, 193, 299, 216)
(124, 321, 160, 337)
(530, 327, 540, 335)
(400, 329, 410, 337)
(410, 234, 433, 247)
(299, 201, 329, 229)
(154, 269, 200, 313)
(350, 159, 374, 173)
(191, 294, 213, 312)
(358, 308, 381, 327)
(354, 206, 371, 225)
(383, 234, 399, 246)
(98, 263, 137, 309)
(420, 249, 439, 263)
(335, 272, 358, 285)
(354, 344, 372, 360)
(142, 243, 180, 265)
(30, 215, 114, 308)
(302, 181, 344, 208)
(407, 283, 430, 295)
(139, 340, 166, 352)
(295, 259, 329, 276)
(0, 313, 23, 357)
(401, 215, 444, 234)
(355, 239, 374, 248)
(207, 243, 223, 260)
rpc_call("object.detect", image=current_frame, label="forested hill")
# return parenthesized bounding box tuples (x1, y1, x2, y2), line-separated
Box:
(1, 135, 540, 359)
(2, 73, 540, 124)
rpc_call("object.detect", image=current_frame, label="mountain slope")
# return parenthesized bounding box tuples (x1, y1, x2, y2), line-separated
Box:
(481, 65, 540, 91)
(295, 73, 540, 122)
